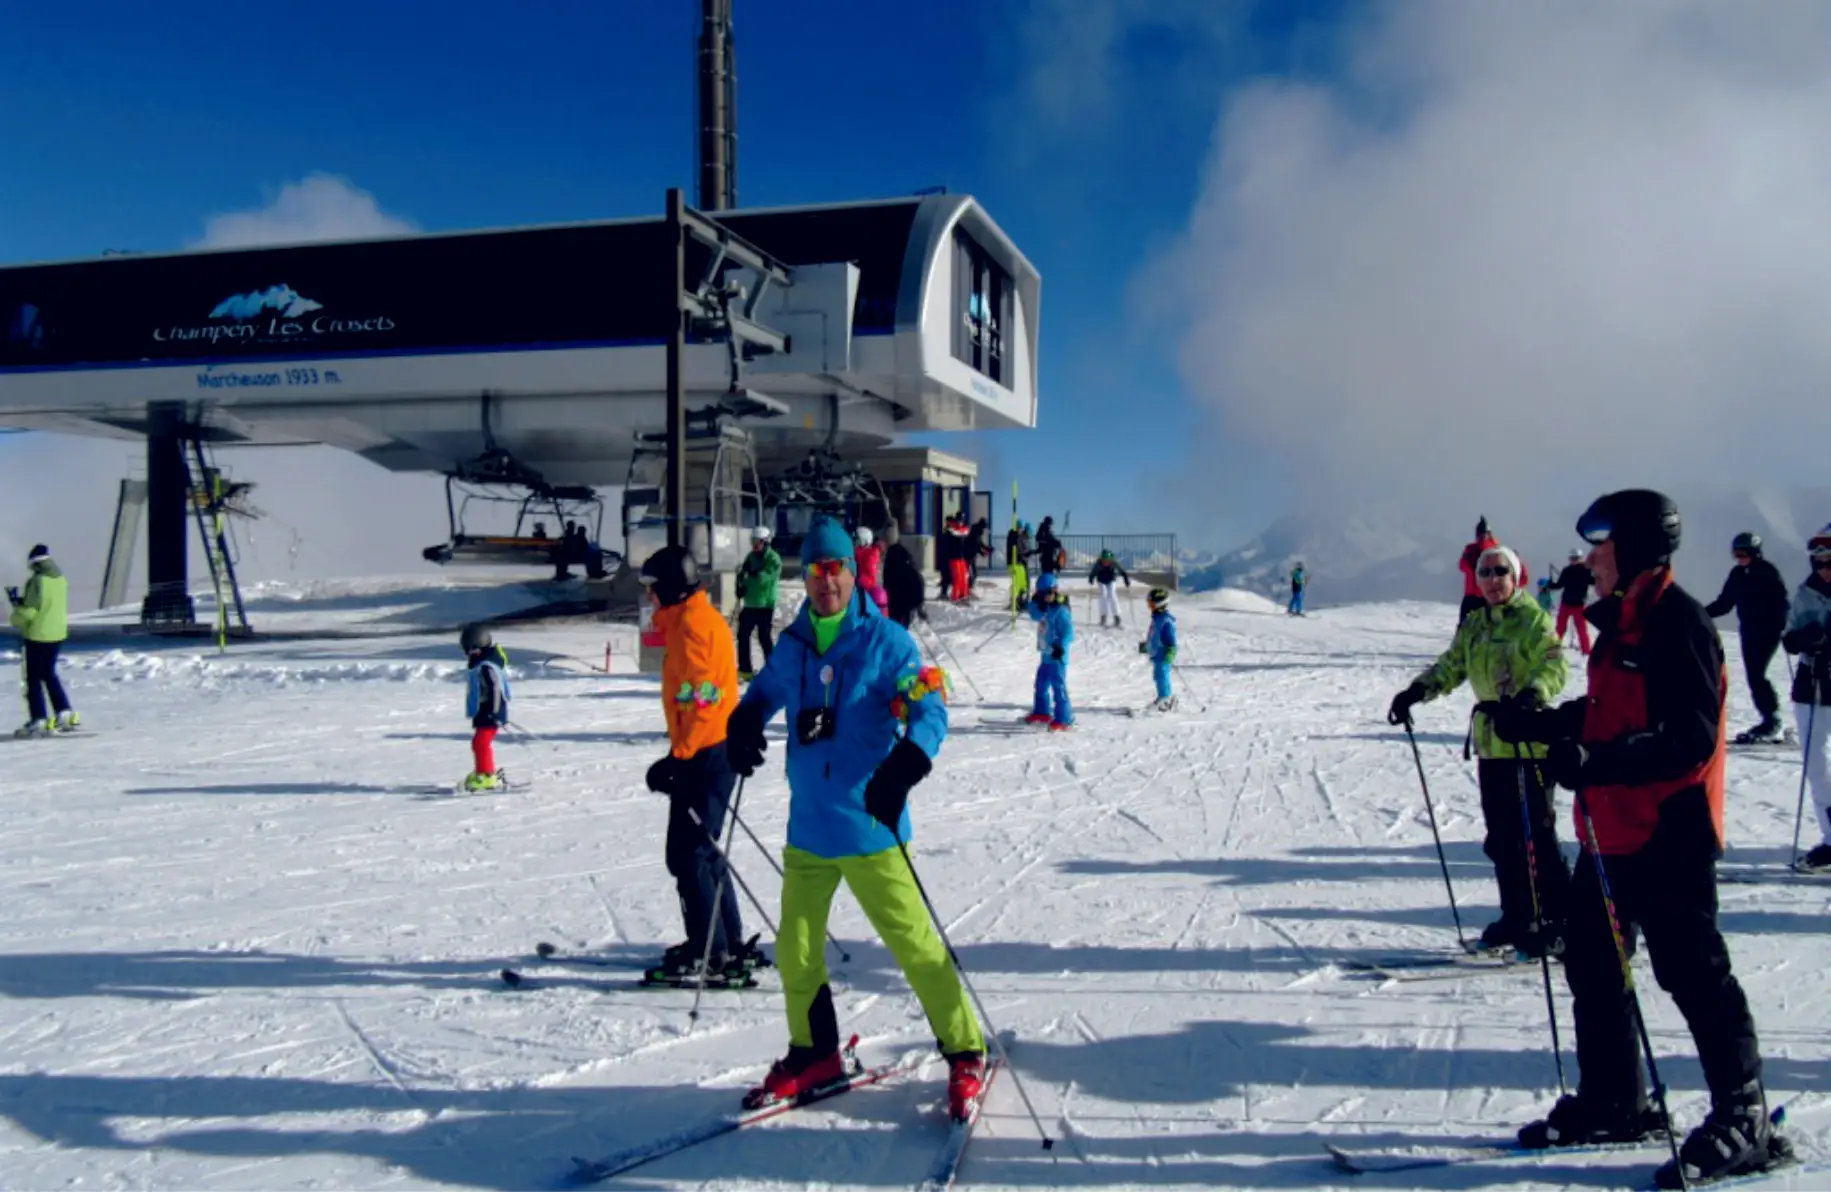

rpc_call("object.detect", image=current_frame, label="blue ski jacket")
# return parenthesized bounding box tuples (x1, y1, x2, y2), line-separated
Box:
(736, 588, 948, 859)
(1147, 610, 1178, 662)
(466, 650, 510, 728)
(1028, 595, 1075, 662)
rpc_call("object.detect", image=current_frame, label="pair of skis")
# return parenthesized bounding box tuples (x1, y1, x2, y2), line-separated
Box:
(1339, 942, 1539, 983)
(501, 940, 767, 991)
(567, 1035, 1002, 1189)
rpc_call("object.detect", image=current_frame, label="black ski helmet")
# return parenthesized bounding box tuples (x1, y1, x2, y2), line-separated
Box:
(1731, 531, 1762, 557)
(460, 622, 493, 653)
(1576, 489, 1681, 576)
(639, 544, 701, 606)
(1475, 516, 1489, 539)
(1147, 587, 1170, 609)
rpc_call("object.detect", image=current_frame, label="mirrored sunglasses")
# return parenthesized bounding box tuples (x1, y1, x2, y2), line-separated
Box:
(807, 558, 848, 579)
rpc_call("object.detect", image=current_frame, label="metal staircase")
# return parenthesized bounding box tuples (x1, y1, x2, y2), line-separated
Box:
(184, 440, 252, 643)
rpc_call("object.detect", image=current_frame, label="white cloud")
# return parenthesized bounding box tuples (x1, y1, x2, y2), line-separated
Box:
(193, 173, 417, 249)
(1152, 0, 1831, 536)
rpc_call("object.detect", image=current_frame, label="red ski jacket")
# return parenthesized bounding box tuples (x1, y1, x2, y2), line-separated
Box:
(1569, 568, 1728, 855)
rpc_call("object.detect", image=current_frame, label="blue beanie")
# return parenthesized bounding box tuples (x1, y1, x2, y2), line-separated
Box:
(801, 516, 855, 570)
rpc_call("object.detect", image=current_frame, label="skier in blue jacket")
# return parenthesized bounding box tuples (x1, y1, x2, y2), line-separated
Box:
(1025, 572, 1075, 730)
(724, 515, 986, 1121)
(1139, 586, 1178, 711)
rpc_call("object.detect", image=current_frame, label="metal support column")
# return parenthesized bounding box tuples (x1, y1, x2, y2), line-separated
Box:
(666, 187, 688, 551)
(141, 404, 195, 626)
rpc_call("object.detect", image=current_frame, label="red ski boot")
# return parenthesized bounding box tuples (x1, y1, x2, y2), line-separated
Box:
(947, 1052, 987, 1122)
(743, 1044, 849, 1109)
(1023, 713, 1051, 725)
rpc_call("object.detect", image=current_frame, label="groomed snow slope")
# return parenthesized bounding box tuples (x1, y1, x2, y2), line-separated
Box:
(0, 584, 1825, 1190)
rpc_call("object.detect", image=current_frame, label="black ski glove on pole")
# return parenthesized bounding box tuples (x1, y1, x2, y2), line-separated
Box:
(1483, 691, 1551, 745)
(1388, 683, 1426, 726)
(863, 738, 932, 830)
(1542, 738, 1589, 790)
(726, 702, 767, 777)
(1049, 645, 1064, 662)
(645, 755, 683, 796)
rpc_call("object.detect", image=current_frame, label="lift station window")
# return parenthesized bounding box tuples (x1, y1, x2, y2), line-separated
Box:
(951, 227, 1011, 385)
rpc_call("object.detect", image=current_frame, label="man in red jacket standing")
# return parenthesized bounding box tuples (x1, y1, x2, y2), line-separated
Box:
(1458, 516, 1499, 625)
(1491, 490, 1789, 1189)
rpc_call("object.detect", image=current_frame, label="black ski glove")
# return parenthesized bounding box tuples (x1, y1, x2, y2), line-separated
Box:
(1138, 641, 1149, 655)
(1484, 691, 1551, 745)
(1049, 645, 1064, 662)
(645, 755, 682, 796)
(1387, 683, 1426, 726)
(3, 587, 17, 607)
(1543, 738, 1589, 790)
(726, 702, 767, 777)
(1785, 622, 1826, 656)
(863, 738, 932, 831)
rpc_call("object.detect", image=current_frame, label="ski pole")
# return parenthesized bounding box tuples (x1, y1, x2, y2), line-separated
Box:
(1790, 690, 1818, 870)
(921, 619, 983, 701)
(894, 834, 1055, 1151)
(1169, 660, 1207, 712)
(690, 776, 747, 1024)
(972, 615, 1011, 655)
(727, 808, 850, 963)
(1403, 718, 1467, 949)
(684, 806, 784, 948)
(1569, 781, 1685, 1182)
(1517, 762, 1568, 1095)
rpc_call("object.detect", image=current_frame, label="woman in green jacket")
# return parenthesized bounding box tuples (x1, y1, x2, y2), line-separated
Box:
(1388, 544, 1570, 956)
(8, 544, 76, 737)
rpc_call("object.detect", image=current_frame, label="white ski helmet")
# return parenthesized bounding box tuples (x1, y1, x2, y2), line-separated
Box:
(751, 526, 773, 543)
(855, 526, 874, 546)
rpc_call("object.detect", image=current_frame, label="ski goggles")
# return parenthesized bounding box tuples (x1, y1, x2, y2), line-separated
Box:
(1813, 551, 1831, 569)
(1476, 565, 1515, 579)
(806, 558, 849, 579)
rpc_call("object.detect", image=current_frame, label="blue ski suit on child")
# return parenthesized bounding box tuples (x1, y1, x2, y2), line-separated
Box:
(1146, 609, 1178, 701)
(1028, 581, 1075, 725)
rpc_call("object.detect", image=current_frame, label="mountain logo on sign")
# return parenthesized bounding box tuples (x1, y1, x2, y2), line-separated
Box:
(210, 285, 322, 321)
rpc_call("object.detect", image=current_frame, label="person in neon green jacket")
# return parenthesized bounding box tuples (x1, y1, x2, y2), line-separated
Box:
(1387, 544, 1570, 956)
(7, 544, 77, 736)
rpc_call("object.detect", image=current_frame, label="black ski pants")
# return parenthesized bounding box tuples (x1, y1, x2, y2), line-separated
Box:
(23, 640, 69, 724)
(663, 745, 744, 962)
(1564, 789, 1762, 1111)
(1741, 627, 1782, 721)
(1476, 759, 1571, 935)
(736, 608, 774, 675)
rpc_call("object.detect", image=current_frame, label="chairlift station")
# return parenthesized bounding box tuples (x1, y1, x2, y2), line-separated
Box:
(0, 192, 1040, 627)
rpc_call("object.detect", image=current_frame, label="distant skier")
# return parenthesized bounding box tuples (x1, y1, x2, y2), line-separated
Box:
(1458, 516, 1500, 625)
(944, 514, 972, 602)
(1490, 490, 1789, 1189)
(639, 545, 756, 984)
(722, 515, 986, 1120)
(1547, 549, 1595, 655)
(8, 543, 75, 737)
(1007, 521, 1036, 609)
(1706, 532, 1791, 745)
(1035, 516, 1064, 577)
(1139, 587, 1178, 711)
(1388, 543, 1571, 957)
(854, 526, 889, 615)
(882, 522, 926, 629)
(966, 518, 991, 586)
(459, 623, 509, 791)
(1088, 548, 1131, 628)
(1025, 572, 1075, 730)
(1782, 525, 1831, 868)
(736, 527, 782, 680)
(1536, 570, 1556, 613)
(1289, 562, 1307, 616)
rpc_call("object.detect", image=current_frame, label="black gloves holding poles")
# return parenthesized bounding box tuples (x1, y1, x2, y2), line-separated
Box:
(863, 738, 932, 831)
(726, 702, 767, 778)
(1388, 683, 1426, 726)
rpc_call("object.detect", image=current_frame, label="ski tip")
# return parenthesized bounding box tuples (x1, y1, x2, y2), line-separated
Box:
(500, 968, 523, 986)
(536, 941, 557, 958)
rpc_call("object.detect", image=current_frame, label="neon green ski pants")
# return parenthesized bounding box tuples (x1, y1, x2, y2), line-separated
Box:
(780, 844, 985, 1057)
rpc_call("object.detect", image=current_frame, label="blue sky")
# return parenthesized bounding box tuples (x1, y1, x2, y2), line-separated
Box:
(0, 0, 1357, 551)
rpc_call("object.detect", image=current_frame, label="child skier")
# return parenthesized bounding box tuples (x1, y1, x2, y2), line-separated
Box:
(854, 526, 888, 615)
(1289, 563, 1307, 615)
(1025, 572, 1075, 730)
(1088, 548, 1131, 628)
(460, 623, 510, 791)
(1783, 524, 1831, 869)
(1139, 587, 1177, 711)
